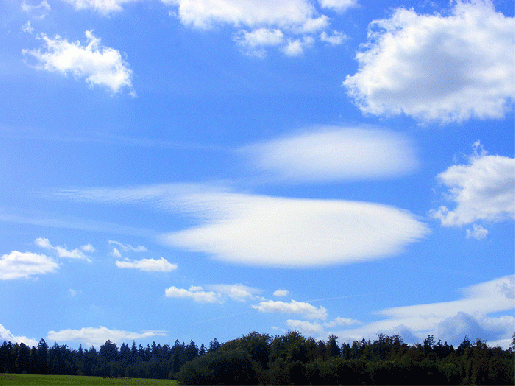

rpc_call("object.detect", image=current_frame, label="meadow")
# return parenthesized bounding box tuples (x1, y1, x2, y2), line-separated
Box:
(0, 374, 177, 385)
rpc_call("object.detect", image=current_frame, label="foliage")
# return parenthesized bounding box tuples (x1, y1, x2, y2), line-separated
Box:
(1, 331, 513, 385)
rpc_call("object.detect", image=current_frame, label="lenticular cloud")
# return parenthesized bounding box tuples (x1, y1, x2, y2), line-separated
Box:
(161, 190, 429, 267)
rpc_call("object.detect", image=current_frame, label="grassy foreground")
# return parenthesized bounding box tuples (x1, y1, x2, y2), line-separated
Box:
(0, 374, 178, 385)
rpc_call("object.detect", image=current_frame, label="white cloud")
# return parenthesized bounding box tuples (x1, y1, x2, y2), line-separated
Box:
(273, 289, 289, 297)
(165, 284, 260, 303)
(22, 0, 51, 12)
(46, 326, 166, 347)
(282, 37, 313, 56)
(286, 319, 324, 335)
(0, 324, 38, 347)
(165, 286, 221, 303)
(162, 191, 428, 267)
(241, 127, 419, 182)
(61, 0, 136, 15)
(344, 0, 514, 123)
(318, 0, 357, 13)
(35, 237, 90, 260)
(253, 299, 328, 320)
(336, 275, 515, 347)
(116, 257, 178, 272)
(58, 184, 429, 267)
(163, 0, 318, 29)
(234, 28, 284, 57)
(466, 224, 489, 240)
(111, 247, 122, 258)
(163, 0, 348, 56)
(320, 30, 346, 45)
(431, 143, 515, 228)
(108, 240, 147, 252)
(22, 21, 35, 34)
(324, 317, 361, 328)
(80, 243, 96, 252)
(208, 284, 261, 302)
(22, 0, 50, 18)
(23, 31, 134, 95)
(0, 251, 58, 280)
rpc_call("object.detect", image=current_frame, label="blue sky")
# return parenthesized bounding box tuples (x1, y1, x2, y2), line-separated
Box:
(0, 0, 514, 350)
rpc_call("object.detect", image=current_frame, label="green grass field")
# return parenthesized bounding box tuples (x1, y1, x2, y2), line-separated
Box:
(0, 374, 178, 385)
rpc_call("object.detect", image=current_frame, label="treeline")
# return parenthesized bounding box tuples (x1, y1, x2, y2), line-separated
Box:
(1, 332, 513, 385)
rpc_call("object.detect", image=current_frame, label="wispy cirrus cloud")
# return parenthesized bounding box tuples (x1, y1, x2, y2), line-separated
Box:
(430, 142, 514, 237)
(56, 183, 429, 267)
(241, 127, 419, 182)
(47, 326, 166, 347)
(0, 251, 58, 280)
(108, 240, 147, 252)
(344, 0, 514, 123)
(23, 31, 134, 95)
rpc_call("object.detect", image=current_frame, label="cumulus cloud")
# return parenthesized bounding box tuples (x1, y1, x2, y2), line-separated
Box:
(286, 319, 324, 335)
(324, 317, 361, 328)
(22, 0, 50, 12)
(116, 257, 178, 272)
(253, 300, 328, 320)
(163, 0, 349, 56)
(108, 240, 147, 252)
(282, 37, 314, 56)
(80, 243, 96, 252)
(318, 0, 357, 13)
(22, 21, 35, 34)
(23, 31, 134, 95)
(61, 0, 137, 15)
(58, 184, 429, 267)
(165, 286, 221, 303)
(208, 284, 262, 302)
(344, 0, 514, 122)
(286, 316, 361, 336)
(35, 237, 91, 261)
(430, 143, 515, 233)
(0, 251, 58, 280)
(22, 0, 50, 18)
(165, 284, 261, 303)
(0, 324, 38, 346)
(336, 275, 515, 347)
(241, 127, 419, 182)
(466, 224, 489, 240)
(234, 28, 284, 57)
(273, 289, 289, 297)
(320, 30, 346, 45)
(47, 326, 166, 347)
(164, 0, 317, 29)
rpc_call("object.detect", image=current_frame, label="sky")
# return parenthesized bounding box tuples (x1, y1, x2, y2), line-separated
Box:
(0, 0, 514, 351)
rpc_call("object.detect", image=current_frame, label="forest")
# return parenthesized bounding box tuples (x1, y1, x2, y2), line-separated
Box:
(1, 331, 513, 385)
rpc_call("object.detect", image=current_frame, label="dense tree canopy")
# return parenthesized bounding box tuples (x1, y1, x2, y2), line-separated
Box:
(1, 331, 513, 384)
